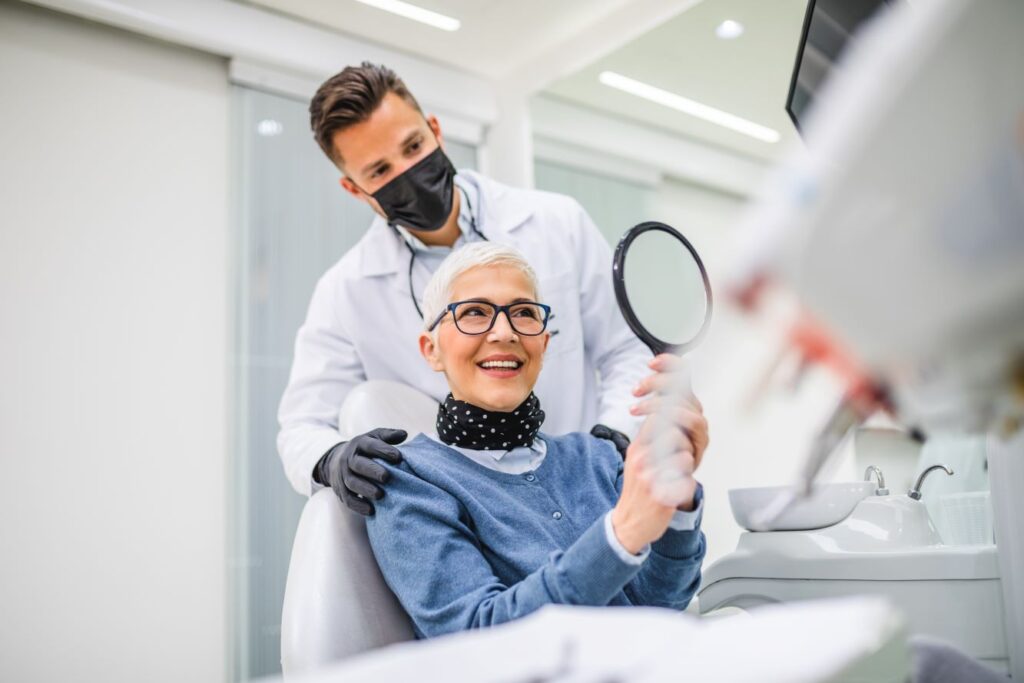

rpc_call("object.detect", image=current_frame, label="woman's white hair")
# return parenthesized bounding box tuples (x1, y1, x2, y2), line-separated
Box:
(421, 242, 541, 333)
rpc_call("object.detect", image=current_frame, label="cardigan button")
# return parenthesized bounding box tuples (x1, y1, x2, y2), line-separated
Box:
(552, 511, 563, 520)
(524, 474, 536, 482)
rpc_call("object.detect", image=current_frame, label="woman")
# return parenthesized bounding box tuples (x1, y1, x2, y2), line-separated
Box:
(366, 242, 708, 638)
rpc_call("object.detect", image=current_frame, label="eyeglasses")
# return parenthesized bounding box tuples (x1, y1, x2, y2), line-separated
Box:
(428, 300, 551, 336)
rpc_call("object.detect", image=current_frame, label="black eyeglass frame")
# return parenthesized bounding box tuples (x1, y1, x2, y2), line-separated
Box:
(612, 221, 713, 356)
(427, 300, 552, 336)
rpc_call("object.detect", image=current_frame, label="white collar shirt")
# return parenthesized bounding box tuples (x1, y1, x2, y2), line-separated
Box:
(428, 431, 547, 475)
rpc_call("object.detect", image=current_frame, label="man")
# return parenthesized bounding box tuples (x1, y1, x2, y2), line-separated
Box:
(278, 61, 660, 515)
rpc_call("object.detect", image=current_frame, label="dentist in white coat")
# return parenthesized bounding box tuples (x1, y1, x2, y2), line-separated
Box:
(278, 62, 667, 516)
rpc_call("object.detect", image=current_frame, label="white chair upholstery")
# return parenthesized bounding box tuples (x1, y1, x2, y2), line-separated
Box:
(280, 380, 439, 675)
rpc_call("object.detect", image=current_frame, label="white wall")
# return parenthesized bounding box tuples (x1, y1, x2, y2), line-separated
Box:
(0, 2, 229, 681)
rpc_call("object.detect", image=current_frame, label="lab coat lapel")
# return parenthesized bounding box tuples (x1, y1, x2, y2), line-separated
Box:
(355, 216, 415, 312)
(359, 217, 404, 277)
(462, 171, 534, 238)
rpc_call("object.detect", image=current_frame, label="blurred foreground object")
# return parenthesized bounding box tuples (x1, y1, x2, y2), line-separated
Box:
(287, 599, 906, 683)
(724, 0, 1024, 676)
(728, 0, 1024, 429)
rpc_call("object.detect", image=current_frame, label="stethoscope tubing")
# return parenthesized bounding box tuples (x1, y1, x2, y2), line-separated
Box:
(401, 186, 487, 320)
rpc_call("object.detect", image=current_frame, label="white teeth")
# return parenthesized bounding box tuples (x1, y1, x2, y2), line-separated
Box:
(479, 360, 521, 369)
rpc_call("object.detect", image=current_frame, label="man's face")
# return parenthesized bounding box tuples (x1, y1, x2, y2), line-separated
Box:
(333, 92, 443, 216)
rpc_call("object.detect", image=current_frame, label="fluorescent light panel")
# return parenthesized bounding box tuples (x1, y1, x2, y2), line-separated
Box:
(716, 19, 744, 39)
(599, 71, 780, 143)
(353, 0, 460, 31)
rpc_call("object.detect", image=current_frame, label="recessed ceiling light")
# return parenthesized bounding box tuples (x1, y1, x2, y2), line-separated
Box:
(256, 119, 283, 136)
(353, 0, 460, 31)
(715, 19, 744, 39)
(598, 71, 780, 143)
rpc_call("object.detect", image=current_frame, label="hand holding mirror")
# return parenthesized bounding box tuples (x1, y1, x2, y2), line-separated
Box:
(612, 221, 713, 505)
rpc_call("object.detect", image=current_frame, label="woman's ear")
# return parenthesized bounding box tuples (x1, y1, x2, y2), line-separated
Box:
(419, 332, 445, 372)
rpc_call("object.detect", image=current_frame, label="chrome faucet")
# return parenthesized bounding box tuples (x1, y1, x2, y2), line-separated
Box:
(863, 466, 889, 495)
(908, 464, 954, 500)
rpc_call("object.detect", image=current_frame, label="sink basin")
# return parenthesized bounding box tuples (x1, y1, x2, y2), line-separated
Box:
(729, 482, 876, 531)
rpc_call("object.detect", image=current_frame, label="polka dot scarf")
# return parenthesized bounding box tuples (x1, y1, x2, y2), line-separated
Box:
(435, 393, 545, 451)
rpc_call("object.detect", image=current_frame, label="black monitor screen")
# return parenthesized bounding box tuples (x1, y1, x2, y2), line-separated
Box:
(786, 0, 893, 133)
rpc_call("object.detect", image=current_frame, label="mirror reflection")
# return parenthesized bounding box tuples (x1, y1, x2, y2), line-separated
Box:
(623, 228, 709, 349)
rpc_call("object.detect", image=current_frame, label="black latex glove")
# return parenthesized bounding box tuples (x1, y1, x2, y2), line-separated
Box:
(590, 423, 631, 459)
(315, 428, 407, 516)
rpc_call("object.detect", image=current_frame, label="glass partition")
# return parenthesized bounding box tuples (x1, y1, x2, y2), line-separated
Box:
(534, 159, 653, 247)
(230, 85, 476, 680)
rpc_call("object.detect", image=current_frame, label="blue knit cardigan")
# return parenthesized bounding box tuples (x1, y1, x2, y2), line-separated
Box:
(365, 432, 705, 638)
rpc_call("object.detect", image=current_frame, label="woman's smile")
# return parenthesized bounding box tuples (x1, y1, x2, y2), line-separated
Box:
(476, 353, 524, 378)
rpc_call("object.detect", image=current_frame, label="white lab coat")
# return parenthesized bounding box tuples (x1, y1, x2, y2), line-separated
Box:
(277, 170, 650, 495)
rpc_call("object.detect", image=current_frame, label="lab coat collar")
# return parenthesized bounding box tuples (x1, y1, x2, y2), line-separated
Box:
(459, 170, 534, 236)
(359, 218, 405, 277)
(358, 170, 534, 278)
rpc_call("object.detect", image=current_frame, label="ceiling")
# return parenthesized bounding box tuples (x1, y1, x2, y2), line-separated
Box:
(546, 0, 808, 160)
(244, 0, 809, 161)
(245, 0, 635, 78)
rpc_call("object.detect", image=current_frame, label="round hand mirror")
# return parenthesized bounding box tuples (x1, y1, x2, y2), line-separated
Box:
(612, 222, 713, 355)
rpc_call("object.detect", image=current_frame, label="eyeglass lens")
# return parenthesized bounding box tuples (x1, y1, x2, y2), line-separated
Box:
(453, 302, 547, 335)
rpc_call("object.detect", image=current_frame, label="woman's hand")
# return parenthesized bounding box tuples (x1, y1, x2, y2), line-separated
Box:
(612, 354, 706, 554)
(630, 354, 709, 470)
(611, 428, 697, 554)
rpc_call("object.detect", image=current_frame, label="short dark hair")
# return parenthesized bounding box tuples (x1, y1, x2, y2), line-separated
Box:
(309, 61, 422, 166)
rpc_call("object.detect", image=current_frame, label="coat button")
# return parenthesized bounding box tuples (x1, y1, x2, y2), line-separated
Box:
(552, 511, 563, 520)
(525, 474, 536, 482)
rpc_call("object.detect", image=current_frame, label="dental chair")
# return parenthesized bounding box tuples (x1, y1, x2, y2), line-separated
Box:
(280, 380, 439, 675)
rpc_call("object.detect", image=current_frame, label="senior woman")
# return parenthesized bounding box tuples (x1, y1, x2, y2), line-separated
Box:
(365, 242, 708, 638)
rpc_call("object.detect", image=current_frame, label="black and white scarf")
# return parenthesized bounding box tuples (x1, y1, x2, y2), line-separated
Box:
(435, 393, 545, 451)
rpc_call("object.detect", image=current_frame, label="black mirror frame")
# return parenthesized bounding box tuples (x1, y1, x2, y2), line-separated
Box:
(612, 221, 713, 356)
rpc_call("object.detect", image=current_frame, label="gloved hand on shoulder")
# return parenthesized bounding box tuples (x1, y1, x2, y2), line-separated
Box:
(590, 423, 631, 459)
(315, 427, 407, 516)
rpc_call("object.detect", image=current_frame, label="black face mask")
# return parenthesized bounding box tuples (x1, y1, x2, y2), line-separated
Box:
(371, 146, 457, 232)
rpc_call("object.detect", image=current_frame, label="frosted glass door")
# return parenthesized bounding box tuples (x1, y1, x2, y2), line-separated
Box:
(231, 85, 476, 679)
